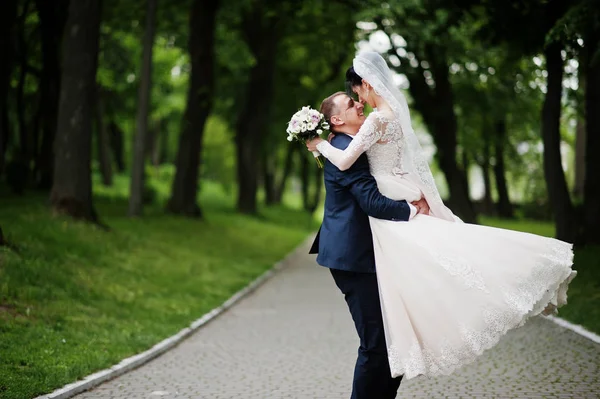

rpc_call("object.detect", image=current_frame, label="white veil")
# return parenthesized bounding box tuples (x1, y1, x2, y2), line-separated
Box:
(353, 52, 457, 221)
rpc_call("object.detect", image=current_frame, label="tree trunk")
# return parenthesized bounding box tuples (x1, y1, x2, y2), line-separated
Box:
(16, 2, 29, 162)
(34, 0, 68, 190)
(0, 0, 18, 175)
(300, 153, 309, 211)
(274, 143, 296, 204)
(167, 0, 219, 217)
(461, 149, 470, 192)
(300, 152, 323, 213)
(541, 42, 575, 241)
(108, 121, 125, 172)
(96, 87, 112, 186)
(150, 121, 164, 166)
(50, 0, 102, 222)
(573, 65, 586, 198)
(480, 161, 493, 215)
(235, 12, 280, 215)
(436, 93, 476, 222)
(583, 29, 600, 244)
(478, 133, 494, 215)
(0, 109, 9, 175)
(263, 150, 277, 206)
(31, 91, 42, 164)
(573, 116, 586, 198)
(493, 119, 513, 218)
(129, 0, 157, 217)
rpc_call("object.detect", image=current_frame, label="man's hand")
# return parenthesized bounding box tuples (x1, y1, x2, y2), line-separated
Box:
(411, 197, 430, 215)
(306, 137, 324, 152)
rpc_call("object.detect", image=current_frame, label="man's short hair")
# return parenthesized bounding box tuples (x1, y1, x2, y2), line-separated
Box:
(319, 91, 346, 131)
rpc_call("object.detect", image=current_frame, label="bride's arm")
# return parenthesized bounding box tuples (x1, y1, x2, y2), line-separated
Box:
(315, 115, 384, 171)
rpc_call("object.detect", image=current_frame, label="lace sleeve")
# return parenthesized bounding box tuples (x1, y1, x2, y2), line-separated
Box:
(316, 114, 384, 171)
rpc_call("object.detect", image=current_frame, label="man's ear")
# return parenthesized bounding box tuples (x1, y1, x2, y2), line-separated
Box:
(330, 115, 344, 127)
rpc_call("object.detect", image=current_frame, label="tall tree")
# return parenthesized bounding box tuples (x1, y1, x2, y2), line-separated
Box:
(129, 0, 157, 217)
(264, 144, 296, 205)
(108, 121, 126, 172)
(573, 106, 586, 198)
(234, 1, 283, 214)
(167, 0, 219, 217)
(0, 0, 19, 175)
(478, 136, 494, 214)
(541, 41, 576, 241)
(50, 0, 102, 222)
(95, 86, 113, 186)
(582, 6, 600, 244)
(15, 0, 33, 165)
(34, 0, 69, 189)
(493, 119, 513, 218)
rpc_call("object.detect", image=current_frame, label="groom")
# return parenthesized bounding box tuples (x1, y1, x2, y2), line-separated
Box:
(309, 92, 428, 399)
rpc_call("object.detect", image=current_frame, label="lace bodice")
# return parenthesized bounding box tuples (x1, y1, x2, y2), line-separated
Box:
(316, 111, 407, 178)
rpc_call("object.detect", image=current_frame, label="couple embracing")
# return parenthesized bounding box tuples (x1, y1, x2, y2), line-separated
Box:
(307, 52, 576, 398)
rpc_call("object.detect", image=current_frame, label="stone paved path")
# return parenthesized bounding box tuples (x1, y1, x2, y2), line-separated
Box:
(75, 241, 600, 399)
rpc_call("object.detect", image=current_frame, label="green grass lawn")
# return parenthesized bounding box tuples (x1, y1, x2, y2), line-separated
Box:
(481, 216, 600, 336)
(0, 179, 317, 399)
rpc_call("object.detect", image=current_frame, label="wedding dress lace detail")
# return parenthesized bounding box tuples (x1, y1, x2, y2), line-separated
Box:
(316, 111, 404, 174)
(384, 239, 575, 379)
(428, 250, 489, 293)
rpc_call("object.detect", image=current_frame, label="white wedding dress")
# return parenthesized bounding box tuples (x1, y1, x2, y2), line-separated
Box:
(317, 52, 576, 380)
(317, 110, 576, 379)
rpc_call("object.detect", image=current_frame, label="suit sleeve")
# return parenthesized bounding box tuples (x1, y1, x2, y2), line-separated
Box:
(340, 155, 411, 221)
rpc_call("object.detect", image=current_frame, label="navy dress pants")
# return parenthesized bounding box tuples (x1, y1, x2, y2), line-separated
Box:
(330, 268, 402, 399)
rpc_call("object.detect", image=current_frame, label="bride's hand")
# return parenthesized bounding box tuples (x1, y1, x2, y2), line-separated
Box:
(306, 137, 324, 152)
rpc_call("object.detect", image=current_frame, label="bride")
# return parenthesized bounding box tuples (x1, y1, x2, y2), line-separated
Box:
(306, 52, 576, 379)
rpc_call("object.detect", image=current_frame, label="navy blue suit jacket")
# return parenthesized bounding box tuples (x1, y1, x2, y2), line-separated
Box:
(309, 133, 411, 273)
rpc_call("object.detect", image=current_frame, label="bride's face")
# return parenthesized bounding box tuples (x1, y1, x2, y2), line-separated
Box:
(352, 81, 376, 108)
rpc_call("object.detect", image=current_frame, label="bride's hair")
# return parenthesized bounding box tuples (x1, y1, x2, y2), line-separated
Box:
(345, 66, 363, 97)
(319, 91, 345, 129)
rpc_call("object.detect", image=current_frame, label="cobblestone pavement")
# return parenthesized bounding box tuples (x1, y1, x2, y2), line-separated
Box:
(75, 241, 600, 399)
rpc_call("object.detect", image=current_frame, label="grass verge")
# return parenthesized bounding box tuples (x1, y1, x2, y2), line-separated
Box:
(0, 180, 316, 399)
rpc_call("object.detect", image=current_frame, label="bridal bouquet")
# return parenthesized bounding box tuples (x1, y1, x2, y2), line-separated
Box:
(286, 106, 329, 168)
